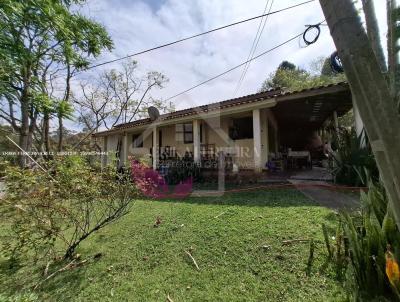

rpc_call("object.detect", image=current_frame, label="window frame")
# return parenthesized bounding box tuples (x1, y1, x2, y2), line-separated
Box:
(176, 122, 194, 144)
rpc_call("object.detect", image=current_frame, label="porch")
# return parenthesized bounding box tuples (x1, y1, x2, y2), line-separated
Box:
(99, 82, 353, 175)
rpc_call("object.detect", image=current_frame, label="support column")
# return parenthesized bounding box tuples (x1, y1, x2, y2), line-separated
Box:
(102, 136, 108, 168)
(253, 109, 262, 172)
(262, 112, 269, 164)
(193, 120, 201, 164)
(152, 127, 158, 170)
(123, 133, 129, 166)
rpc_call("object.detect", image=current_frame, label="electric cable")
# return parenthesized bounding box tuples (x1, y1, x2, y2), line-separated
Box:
(233, 0, 274, 96)
(81, 0, 316, 71)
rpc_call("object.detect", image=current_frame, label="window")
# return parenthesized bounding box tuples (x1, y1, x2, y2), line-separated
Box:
(229, 117, 253, 140)
(132, 134, 143, 148)
(176, 123, 193, 144)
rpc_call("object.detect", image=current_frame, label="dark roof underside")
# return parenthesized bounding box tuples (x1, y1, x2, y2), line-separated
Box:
(273, 86, 352, 130)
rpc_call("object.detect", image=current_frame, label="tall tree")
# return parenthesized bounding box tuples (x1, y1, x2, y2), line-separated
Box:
(260, 59, 345, 92)
(361, 0, 387, 72)
(386, 0, 400, 109)
(318, 0, 400, 229)
(0, 0, 113, 166)
(75, 60, 174, 132)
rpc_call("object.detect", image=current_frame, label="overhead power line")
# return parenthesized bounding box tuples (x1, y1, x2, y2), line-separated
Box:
(233, 0, 274, 96)
(164, 33, 302, 102)
(164, 21, 324, 102)
(83, 0, 315, 71)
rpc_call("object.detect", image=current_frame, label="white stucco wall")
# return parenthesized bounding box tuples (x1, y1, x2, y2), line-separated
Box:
(101, 109, 278, 171)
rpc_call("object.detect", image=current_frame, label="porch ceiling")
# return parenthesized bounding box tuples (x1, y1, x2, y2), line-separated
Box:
(272, 87, 352, 130)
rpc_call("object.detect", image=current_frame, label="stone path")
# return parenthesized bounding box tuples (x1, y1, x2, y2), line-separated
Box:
(288, 179, 359, 210)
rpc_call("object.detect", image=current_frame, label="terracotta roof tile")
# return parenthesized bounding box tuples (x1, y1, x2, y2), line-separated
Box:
(93, 81, 348, 136)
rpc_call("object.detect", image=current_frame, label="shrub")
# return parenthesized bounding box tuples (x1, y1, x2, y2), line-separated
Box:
(131, 160, 193, 199)
(323, 182, 400, 301)
(331, 128, 378, 186)
(1, 156, 137, 263)
(162, 159, 202, 185)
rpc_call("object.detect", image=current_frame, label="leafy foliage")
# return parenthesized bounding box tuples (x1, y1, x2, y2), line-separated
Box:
(163, 159, 202, 186)
(0, 0, 113, 161)
(260, 59, 346, 92)
(331, 128, 379, 186)
(1, 156, 137, 262)
(324, 182, 400, 301)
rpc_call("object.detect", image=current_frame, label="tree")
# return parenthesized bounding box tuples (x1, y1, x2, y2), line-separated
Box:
(260, 59, 345, 92)
(318, 0, 400, 229)
(278, 60, 296, 71)
(75, 60, 174, 133)
(386, 0, 400, 103)
(2, 156, 137, 263)
(0, 0, 113, 166)
(55, 100, 74, 152)
(361, 0, 387, 72)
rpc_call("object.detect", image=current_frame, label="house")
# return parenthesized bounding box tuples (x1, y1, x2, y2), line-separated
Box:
(93, 82, 355, 173)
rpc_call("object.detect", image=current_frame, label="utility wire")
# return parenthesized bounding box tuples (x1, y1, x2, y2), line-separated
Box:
(164, 20, 325, 102)
(233, 0, 270, 96)
(82, 0, 315, 71)
(164, 31, 305, 102)
(233, 0, 274, 96)
(236, 0, 274, 94)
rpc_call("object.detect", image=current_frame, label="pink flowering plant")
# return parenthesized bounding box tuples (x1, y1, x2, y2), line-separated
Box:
(130, 159, 193, 199)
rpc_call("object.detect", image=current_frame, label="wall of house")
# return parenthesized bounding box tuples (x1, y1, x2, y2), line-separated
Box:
(127, 131, 152, 163)
(102, 108, 279, 171)
(159, 124, 194, 157)
(127, 124, 196, 161)
(203, 113, 258, 170)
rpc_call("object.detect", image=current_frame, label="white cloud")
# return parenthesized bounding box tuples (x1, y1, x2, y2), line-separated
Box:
(71, 0, 388, 117)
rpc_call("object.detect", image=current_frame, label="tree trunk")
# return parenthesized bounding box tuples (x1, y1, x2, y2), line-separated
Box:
(19, 87, 30, 167)
(42, 112, 50, 156)
(58, 114, 63, 152)
(361, 0, 387, 72)
(387, 0, 400, 112)
(318, 0, 400, 229)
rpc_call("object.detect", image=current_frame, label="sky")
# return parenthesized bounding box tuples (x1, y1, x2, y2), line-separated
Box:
(68, 0, 387, 128)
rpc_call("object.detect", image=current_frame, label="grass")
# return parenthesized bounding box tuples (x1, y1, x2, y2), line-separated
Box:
(0, 188, 345, 301)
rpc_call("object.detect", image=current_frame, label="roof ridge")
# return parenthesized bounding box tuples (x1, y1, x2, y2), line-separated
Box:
(94, 81, 348, 136)
(113, 86, 282, 129)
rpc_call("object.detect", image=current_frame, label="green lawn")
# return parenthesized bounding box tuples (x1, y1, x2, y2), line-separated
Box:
(0, 189, 345, 301)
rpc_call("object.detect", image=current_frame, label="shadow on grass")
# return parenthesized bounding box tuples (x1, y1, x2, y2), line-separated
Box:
(149, 188, 321, 208)
(0, 257, 86, 302)
(38, 265, 87, 302)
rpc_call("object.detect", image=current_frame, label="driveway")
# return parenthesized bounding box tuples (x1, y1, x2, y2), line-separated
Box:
(289, 179, 360, 210)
